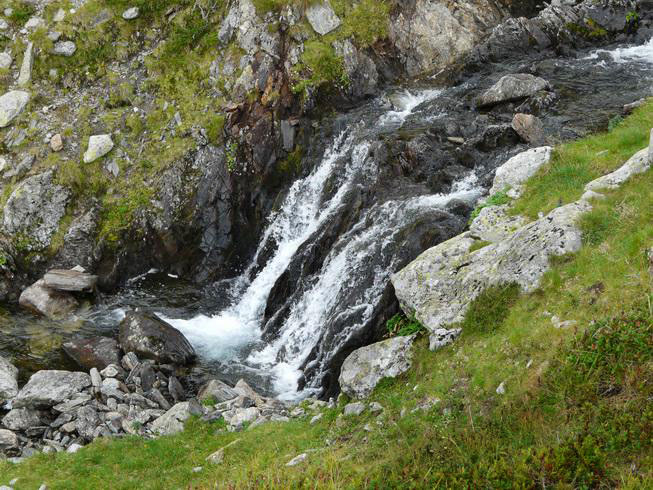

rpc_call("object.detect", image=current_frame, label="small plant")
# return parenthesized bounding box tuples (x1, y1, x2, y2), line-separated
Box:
(386, 313, 426, 337)
(469, 189, 511, 223)
(0, 255, 6, 267)
(468, 240, 491, 253)
(201, 396, 218, 407)
(226, 142, 238, 173)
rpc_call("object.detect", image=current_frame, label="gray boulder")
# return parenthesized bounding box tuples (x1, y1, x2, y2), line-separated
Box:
(512, 113, 545, 145)
(13, 370, 91, 408)
(83, 134, 114, 163)
(17, 42, 33, 87)
(19, 280, 78, 319)
(0, 429, 18, 450)
(469, 206, 526, 244)
(339, 335, 416, 399)
(489, 146, 552, 197)
(119, 311, 196, 365)
(306, 1, 341, 35)
(150, 400, 204, 435)
(43, 269, 98, 292)
(0, 91, 30, 128)
(62, 337, 122, 370)
(0, 355, 18, 401)
(2, 408, 43, 431)
(2, 170, 70, 250)
(197, 379, 238, 403)
(53, 41, 76, 57)
(477, 74, 551, 108)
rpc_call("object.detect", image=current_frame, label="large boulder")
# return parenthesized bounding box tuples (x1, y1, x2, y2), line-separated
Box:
(2, 408, 43, 431)
(0, 355, 18, 401)
(13, 370, 91, 408)
(477, 74, 551, 108)
(339, 335, 416, 399)
(2, 170, 70, 250)
(150, 400, 204, 435)
(0, 90, 30, 127)
(43, 269, 98, 292)
(489, 146, 553, 197)
(62, 337, 122, 370)
(119, 311, 196, 365)
(18, 280, 78, 319)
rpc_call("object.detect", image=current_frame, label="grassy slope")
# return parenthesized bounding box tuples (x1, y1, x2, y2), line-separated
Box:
(2, 61, 653, 490)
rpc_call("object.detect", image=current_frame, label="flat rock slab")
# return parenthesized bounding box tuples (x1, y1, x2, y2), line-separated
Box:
(306, 1, 341, 35)
(0, 355, 18, 401)
(339, 335, 416, 399)
(43, 269, 98, 292)
(0, 90, 30, 128)
(119, 311, 196, 365)
(13, 370, 91, 408)
(477, 73, 550, 108)
(62, 337, 122, 370)
(19, 279, 78, 319)
(198, 379, 238, 403)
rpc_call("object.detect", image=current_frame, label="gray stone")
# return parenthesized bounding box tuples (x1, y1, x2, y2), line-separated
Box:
(310, 413, 323, 425)
(369, 402, 383, 415)
(339, 335, 416, 399)
(227, 407, 259, 427)
(76, 406, 101, 440)
(233, 379, 263, 406)
(0, 52, 12, 69)
(206, 438, 240, 465)
(100, 364, 123, 379)
(198, 379, 238, 403)
(122, 7, 139, 20)
(0, 90, 30, 127)
(63, 337, 121, 371)
(306, 1, 341, 35)
(54, 8, 65, 22)
(469, 206, 526, 244)
(83, 134, 114, 163)
(43, 269, 98, 292)
(343, 402, 365, 416)
(17, 42, 33, 87)
(585, 148, 650, 192)
(50, 133, 63, 152)
(66, 443, 83, 453)
(489, 146, 553, 197)
(2, 408, 42, 431)
(168, 376, 185, 403)
(24, 17, 45, 30)
(286, 453, 307, 467)
(19, 280, 78, 319)
(512, 113, 545, 145)
(0, 429, 18, 449)
(3, 170, 71, 250)
(52, 394, 92, 413)
(53, 41, 76, 57)
(280, 120, 295, 152)
(428, 328, 462, 351)
(0, 355, 18, 401)
(14, 371, 91, 408)
(477, 74, 551, 108)
(121, 352, 140, 371)
(150, 400, 204, 436)
(119, 311, 195, 365)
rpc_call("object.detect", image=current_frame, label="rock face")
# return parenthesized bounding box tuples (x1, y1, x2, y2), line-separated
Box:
(150, 400, 204, 435)
(306, 1, 341, 35)
(2, 170, 70, 250)
(477, 74, 551, 108)
(489, 146, 553, 197)
(339, 335, 416, 399)
(13, 371, 92, 408)
(0, 90, 30, 127)
(43, 269, 98, 292)
(390, 0, 508, 76)
(0, 356, 18, 401)
(119, 311, 196, 365)
(83, 134, 114, 163)
(18, 279, 78, 319)
(62, 337, 122, 370)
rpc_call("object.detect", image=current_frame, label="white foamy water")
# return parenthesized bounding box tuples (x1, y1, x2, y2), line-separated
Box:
(379, 89, 442, 127)
(585, 38, 653, 64)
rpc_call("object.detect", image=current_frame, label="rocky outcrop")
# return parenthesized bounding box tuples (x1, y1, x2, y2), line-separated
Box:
(118, 311, 196, 365)
(306, 1, 341, 35)
(339, 335, 416, 399)
(62, 337, 122, 370)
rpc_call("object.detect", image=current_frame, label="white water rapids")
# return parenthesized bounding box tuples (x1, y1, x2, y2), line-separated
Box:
(162, 89, 481, 399)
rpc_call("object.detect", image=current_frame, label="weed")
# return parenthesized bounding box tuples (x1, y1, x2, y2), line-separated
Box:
(386, 313, 426, 337)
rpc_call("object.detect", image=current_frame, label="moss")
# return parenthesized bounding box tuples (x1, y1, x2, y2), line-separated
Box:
(566, 18, 608, 39)
(468, 189, 511, 223)
(293, 39, 349, 94)
(468, 239, 491, 253)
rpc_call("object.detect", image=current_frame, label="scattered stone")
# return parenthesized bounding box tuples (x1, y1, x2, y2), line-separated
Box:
(369, 402, 384, 415)
(0, 355, 18, 401)
(551, 316, 577, 329)
(50, 133, 63, 152)
(48, 31, 62, 42)
(428, 328, 462, 351)
(24, 17, 45, 30)
(83, 134, 114, 163)
(447, 136, 465, 144)
(306, 1, 341, 35)
(198, 379, 238, 403)
(53, 9, 65, 22)
(122, 7, 139, 20)
(343, 402, 365, 416)
(17, 42, 33, 87)
(53, 41, 76, 57)
(13, 371, 91, 408)
(2, 408, 42, 431)
(66, 443, 83, 453)
(586, 147, 650, 192)
(0, 90, 30, 127)
(119, 311, 196, 365)
(150, 400, 203, 435)
(477, 74, 551, 108)
(511, 113, 545, 145)
(496, 382, 506, 395)
(52, 394, 92, 413)
(63, 337, 121, 371)
(206, 438, 240, 465)
(100, 364, 124, 379)
(18, 280, 78, 319)
(310, 413, 323, 425)
(168, 376, 185, 403)
(121, 352, 140, 371)
(623, 98, 646, 114)
(286, 453, 307, 467)
(290, 407, 305, 418)
(0, 52, 12, 69)
(339, 335, 416, 399)
(0, 429, 18, 449)
(192, 467, 203, 473)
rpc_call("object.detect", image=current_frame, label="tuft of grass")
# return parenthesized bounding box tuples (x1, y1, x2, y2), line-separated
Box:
(457, 283, 521, 336)
(468, 239, 491, 253)
(386, 313, 426, 337)
(469, 189, 511, 223)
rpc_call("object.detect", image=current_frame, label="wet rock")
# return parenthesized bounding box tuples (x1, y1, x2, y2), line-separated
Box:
(2, 170, 71, 250)
(477, 74, 551, 108)
(0, 91, 30, 128)
(2, 409, 42, 431)
(0, 355, 18, 401)
(83, 134, 114, 163)
(198, 379, 238, 403)
(489, 146, 552, 197)
(43, 269, 98, 292)
(53, 41, 76, 57)
(150, 400, 204, 436)
(119, 311, 195, 365)
(334, 39, 378, 98)
(13, 371, 92, 408)
(339, 335, 416, 399)
(18, 280, 78, 319)
(512, 113, 545, 145)
(63, 337, 121, 371)
(306, 1, 341, 35)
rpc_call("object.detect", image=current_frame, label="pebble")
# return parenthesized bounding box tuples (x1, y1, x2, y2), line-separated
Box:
(53, 41, 77, 57)
(122, 7, 140, 20)
(496, 381, 506, 395)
